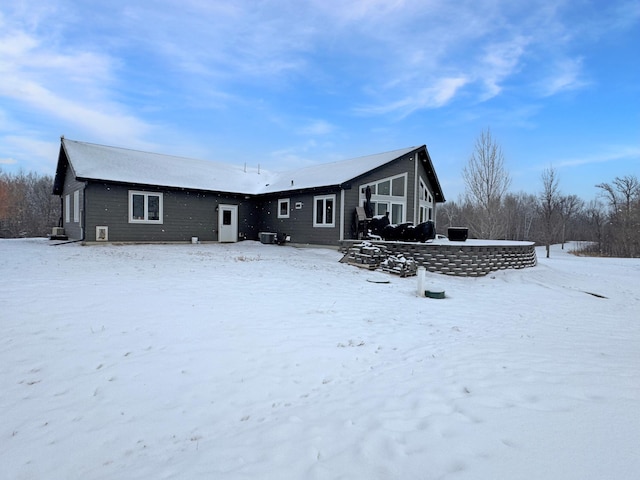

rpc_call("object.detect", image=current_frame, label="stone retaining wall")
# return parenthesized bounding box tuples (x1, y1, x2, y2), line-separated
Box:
(339, 240, 537, 277)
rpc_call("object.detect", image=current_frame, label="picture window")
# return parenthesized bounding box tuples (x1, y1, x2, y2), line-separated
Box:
(359, 173, 407, 224)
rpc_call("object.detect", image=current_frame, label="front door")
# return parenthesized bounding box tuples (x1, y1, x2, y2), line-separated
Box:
(218, 204, 238, 242)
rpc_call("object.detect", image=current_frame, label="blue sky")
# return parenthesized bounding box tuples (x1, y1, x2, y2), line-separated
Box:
(1, 0, 638, 201)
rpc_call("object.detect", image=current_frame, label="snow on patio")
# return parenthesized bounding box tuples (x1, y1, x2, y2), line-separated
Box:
(1, 239, 639, 479)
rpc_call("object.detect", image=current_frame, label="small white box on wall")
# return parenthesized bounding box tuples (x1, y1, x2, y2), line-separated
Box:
(96, 226, 108, 241)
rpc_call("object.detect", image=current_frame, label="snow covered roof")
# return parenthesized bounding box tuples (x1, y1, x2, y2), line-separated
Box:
(54, 139, 433, 197)
(261, 147, 419, 193)
(56, 139, 275, 195)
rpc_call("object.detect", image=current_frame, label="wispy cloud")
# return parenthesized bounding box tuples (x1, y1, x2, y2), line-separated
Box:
(0, 9, 163, 171)
(356, 76, 469, 118)
(297, 120, 335, 136)
(477, 36, 530, 100)
(0, 18, 155, 145)
(0, 157, 17, 166)
(553, 145, 640, 169)
(0, 0, 599, 129)
(1, 135, 58, 173)
(538, 57, 589, 97)
(119, 1, 316, 83)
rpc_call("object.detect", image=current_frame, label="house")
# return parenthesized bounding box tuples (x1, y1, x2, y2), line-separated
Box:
(52, 137, 445, 245)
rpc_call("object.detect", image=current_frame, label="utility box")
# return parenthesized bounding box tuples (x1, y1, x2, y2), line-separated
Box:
(96, 226, 109, 241)
(259, 232, 276, 244)
(49, 227, 68, 241)
(448, 227, 468, 242)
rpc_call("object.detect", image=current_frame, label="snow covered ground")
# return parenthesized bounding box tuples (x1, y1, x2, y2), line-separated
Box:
(1, 238, 639, 480)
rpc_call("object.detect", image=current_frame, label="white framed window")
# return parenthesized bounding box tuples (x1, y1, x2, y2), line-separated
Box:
(313, 194, 335, 227)
(419, 206, 433, 223)
(418, 177, 433, 223)
(392, 204, 404, 223)
(129, 191, 163, 224)
(73, 190, 79, 223)
(360, 173, 407, 224)
(65, 195, 70, 223)
(278, 198, 290, 218)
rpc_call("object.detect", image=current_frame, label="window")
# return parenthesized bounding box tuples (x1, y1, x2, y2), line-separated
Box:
(314, 194, 335, 227)
(73, 190, 79, 223)
(360, 174, 407, 224)
(392, 177, 404, 196)
(378, 180, 390, 196)
(419, 206, 433, 223)
(392, 204, 404, 224)
(278, 198, 290, 218)
(129, 191, 163, 224)
(418, 177, 433, 224)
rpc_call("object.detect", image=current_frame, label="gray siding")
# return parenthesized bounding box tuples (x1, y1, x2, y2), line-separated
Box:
(84, 182, 259, 242)
(257, 189, 342, 245)
(58, 145, 441, 246)
(342, 151, 419, 237)
(61, 164, 85, 240)
(257, 150, 427, 245)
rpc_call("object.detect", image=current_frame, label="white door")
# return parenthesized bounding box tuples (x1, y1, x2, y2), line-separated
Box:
(218, 204, 238, 242)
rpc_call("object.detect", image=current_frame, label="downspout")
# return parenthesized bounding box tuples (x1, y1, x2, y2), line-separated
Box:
(58, 196, 63, 227)
(81, 182, 87, 241)
(339, 189, 345, 241)
(414, 152, 419, 225)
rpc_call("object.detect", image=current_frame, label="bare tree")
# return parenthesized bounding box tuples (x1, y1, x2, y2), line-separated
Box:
(0, 170, 9, 235)
(503, 192, 538, 241)
(584, 200, 606, 254)
(596, 175, 640, 257)
(435, 200, 459, 234)
(558, 194, 584, 249)
(0, 170, 59, 238)
(596, 175, 639, 213)
(539, 166, 560, 258)
(462, 128, 511, 239)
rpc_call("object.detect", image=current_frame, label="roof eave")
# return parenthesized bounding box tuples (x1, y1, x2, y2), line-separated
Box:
(76, 176, 259, 197)
(52, 140, 70, 195)
(420, 145, 446, 203)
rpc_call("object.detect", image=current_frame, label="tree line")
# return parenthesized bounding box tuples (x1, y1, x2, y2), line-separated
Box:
(437, 128, 640, 258)
(0, 169, 60, 238)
